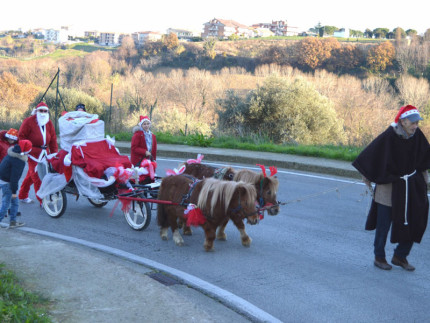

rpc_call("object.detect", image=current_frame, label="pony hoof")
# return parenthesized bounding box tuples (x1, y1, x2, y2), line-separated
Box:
(241, 237, 252, 247)
(161, 235, 168, 241)
(183, 229, 193, 236)
(216, 233, 227, 241)
(173, 232, 184, 246)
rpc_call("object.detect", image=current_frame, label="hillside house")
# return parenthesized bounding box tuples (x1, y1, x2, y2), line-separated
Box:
(333, 28, 350, 38)
(251, 20, 299, 36)
(99, 32, 119, 46)
(44, 28, 68, 43)
(85, 31, 100, 38)
(202, 18, 252, 39)
(166, 28, 196, 41)
(132, 31, 162, 47)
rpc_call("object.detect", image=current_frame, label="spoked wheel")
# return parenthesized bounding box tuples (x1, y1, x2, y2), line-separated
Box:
(42, 190, 67, 218)
(88, 198, 108, 208)
(124, 201, 151, 231)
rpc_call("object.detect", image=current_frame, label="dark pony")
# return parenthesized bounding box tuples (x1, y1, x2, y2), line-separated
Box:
(182, 163, 236, 181)
(157, 175, 259, 251)
(215, 167, 280, 241)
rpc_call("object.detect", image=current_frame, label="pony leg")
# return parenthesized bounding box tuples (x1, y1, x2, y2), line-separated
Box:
(178, 218, 192, 235)
(160, 227, 169, 240)
(231, 217, 252, 247)
(203, 228, 216, 252)
(239, 228, 252, 247)
(216, 218, 229, 241)
(182, 224, 193, 236)
(172, 230, 185, 246)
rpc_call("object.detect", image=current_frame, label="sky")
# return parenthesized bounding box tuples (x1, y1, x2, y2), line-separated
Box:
(2, 0, 430, 35)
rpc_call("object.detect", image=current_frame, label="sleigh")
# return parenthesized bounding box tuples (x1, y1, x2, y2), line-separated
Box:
(37, 111, 160, 230)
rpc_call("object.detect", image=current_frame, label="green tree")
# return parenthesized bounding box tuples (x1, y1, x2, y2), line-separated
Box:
(364, 29, 373, 38)
(203, 38, 216, 59)
(324, 26, 338, 35)
(248, 76, 345, 144)
(373, 28, 389, 39)
(406, 29, 418, 36)
(218, 75, 345, 144)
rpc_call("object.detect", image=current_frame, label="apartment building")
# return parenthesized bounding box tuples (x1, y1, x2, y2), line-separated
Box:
(132, 31, 162, 47)
(202, 18, 252, 39)
(99, 32, 120, 46)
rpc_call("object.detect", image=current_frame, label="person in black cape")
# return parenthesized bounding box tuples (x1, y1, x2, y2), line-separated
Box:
(352, 105, 430, 271)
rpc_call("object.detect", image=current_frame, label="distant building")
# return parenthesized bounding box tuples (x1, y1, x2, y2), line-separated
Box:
(99, 32, 119, 46)
(202, 18, 252, 39)
(252, 27, 275, 38)
(333, 28, 350, 38)
(131, 31, 162, 47)
(85, 30, 100, 38)
(251, 20, 299, 36)
(44, 28, 68, 43)
(166, 28, 195, 41)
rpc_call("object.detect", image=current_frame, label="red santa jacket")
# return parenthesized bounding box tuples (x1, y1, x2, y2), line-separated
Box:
(130, 127, 157, 166)
(19, 115, 58, 162)
(0, 130, 14, 162)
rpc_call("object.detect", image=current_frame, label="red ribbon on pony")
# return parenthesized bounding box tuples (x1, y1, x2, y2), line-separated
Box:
(256, 164, 277, 177)
(183, 203, 206, 226)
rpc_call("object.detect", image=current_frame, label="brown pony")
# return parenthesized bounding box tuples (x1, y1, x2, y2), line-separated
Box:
(216, 167, 280, 241)
(157, 175, 259, 251)
(179, 162, 236, 235)
(182, 163, 236, 181)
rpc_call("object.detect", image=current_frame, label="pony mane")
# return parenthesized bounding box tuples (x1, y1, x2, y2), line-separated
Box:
(234, 169, 279, 192)
(197, 178, 256, 214)
(234, 169, 263, 184)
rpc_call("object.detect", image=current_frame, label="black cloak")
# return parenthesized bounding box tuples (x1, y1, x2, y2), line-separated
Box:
(352, 126, 430, 243)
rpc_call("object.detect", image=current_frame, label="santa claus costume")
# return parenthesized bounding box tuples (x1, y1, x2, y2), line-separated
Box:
(18, 102, 58, 203)
(131, 115, 157, 166)
(0, 128, 19, 162)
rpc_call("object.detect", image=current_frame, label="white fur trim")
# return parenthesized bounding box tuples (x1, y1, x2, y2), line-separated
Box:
(400, 109, 419, 119)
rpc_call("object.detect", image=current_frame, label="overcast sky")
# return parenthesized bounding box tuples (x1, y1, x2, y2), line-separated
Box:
(3, 0, 429, 34)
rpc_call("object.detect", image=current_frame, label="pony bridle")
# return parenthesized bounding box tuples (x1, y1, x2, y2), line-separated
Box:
(229, 195, 262, 220)
(256, 164, 278, 213)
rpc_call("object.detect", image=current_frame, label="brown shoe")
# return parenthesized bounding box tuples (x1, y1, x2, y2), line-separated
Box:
(374, 257, 392, 270)
(391, 255, 415, 271)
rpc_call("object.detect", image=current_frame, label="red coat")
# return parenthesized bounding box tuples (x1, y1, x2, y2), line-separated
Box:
(0, 130, 14, 162)
(18, 115, 58, 162)
(131, 127, 157, 166)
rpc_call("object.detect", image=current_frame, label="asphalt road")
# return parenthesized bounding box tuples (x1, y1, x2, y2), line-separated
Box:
(15, 158, 430, 322)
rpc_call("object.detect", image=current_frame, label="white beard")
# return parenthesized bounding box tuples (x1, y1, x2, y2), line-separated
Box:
(36, 112, 50, 126)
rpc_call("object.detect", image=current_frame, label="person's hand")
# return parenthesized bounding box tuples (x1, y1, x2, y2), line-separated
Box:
(145, 151, 151, 157)
(12, 194, 17, 199)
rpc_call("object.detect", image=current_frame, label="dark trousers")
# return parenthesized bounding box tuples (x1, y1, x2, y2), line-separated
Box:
(374, 203, 413, 259)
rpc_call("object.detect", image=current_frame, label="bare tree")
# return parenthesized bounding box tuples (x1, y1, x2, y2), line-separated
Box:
(396, 74, 430, 111)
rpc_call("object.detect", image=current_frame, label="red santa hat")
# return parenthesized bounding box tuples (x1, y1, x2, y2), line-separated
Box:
(32, 101, 49, 115)
(138, 115, 151, 126)
(19, 139, 32, 155)
(5, 128, 18, 141)
(394, 105, 423, 123)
